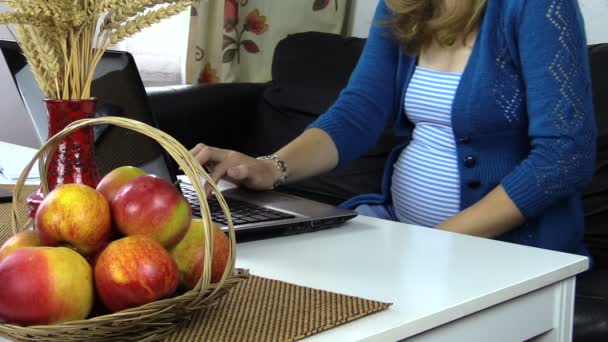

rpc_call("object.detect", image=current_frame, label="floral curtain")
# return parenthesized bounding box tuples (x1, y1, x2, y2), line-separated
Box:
(186, 0, 347, 84)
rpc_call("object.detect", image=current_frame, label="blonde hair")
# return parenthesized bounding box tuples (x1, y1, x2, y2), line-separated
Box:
(384, 0, 487, 55)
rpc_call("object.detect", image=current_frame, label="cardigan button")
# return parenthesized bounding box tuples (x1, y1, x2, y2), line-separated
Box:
(458, 136, 471, 144)
(467, 180, 481, 189)
(464, 156, 476, 168)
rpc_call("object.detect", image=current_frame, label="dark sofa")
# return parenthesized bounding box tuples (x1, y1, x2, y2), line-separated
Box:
(147, 32, 608, 341)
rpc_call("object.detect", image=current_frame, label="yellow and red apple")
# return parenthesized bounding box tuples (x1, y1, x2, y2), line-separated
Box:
(0, 230, 41, 263)
(111, 175, 191, 247)
(171, 219, 230, 288)
(35, 184, 112, 256)
(96, 166, 146, 202)
(94, 235, 179, 312)
(0, 247, 94, 326)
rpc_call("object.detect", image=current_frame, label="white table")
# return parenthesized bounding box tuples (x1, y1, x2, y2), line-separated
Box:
(236, 216, 588, 341)
(0, 214, 587, 342)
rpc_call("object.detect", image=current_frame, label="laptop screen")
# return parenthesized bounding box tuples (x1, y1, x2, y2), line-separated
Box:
(0, 40, 175, 182)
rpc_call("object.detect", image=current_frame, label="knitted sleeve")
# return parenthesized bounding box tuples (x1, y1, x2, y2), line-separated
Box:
(306, 1, 399, 169)
(501, 0, 597, 219)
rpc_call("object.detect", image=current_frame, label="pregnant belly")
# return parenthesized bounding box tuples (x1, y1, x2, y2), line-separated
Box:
(391, 141, 461, 228)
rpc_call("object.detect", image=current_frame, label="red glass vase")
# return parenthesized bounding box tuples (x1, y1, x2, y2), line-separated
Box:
(27, 99, 101, 217)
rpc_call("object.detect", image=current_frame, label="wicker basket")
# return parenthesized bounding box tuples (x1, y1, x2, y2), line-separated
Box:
(1, 117, 248, 342)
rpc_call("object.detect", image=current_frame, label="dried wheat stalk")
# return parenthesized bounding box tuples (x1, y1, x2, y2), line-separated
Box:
(0, 0, 193, 100)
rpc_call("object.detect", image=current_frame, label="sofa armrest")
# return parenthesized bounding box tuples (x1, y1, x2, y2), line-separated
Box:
(146, 83, 267, 150)
(574, 269, 608, 341)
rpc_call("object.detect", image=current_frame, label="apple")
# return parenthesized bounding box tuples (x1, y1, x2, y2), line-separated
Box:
(112, 175, 192, 247)
(171, 219, 230, 289)
(0, 230, 41, 263)
(94, 235, 179, 312)
(96, 166, 146, 202)
(0, 247, 94, 326)
(35, 183, 112, 256)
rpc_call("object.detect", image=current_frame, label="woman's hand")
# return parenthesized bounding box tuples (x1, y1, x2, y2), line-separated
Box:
(189, 143, 281, 192)
(436, 185, 524, 239)
(189, 128, 339, 195)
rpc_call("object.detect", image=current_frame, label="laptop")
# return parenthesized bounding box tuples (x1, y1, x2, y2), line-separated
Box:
(0, 40, 357, 240)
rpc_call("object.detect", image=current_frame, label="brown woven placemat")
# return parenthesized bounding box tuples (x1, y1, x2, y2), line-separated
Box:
(1, 185, 392, 342)
(0, 185, 37, 243)
(165, 275, 391, 342)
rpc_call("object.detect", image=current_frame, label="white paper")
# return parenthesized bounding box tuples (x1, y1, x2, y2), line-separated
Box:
(0, 171, 40, 185)
(0, 141, 40, 182)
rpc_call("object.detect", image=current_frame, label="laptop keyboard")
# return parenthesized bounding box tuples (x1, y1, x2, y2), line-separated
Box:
(180, 185, 295, 226)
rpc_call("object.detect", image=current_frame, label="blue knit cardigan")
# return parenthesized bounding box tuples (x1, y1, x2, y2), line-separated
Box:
(308, 0, 597, 254)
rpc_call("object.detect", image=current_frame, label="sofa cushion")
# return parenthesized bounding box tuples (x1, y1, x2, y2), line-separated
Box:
(263, 32, 366, 117)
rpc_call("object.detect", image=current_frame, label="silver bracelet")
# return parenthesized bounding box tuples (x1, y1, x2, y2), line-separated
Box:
(256, 154, 288, 188)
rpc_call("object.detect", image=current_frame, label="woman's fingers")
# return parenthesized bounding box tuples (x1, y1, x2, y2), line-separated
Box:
(202, 151, 244, 195)
(189, 143, 204, 156)
(189, 143, 210, 164)
(190, 144, 227, 168)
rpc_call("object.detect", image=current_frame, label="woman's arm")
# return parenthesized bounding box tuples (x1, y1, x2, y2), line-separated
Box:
(437, 186, 524, 238)
(437, 0, 596, 237)
(273, 128, 338, 183)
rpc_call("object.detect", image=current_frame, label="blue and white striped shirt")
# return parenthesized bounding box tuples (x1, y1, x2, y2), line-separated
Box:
(391, 66, 462, 228)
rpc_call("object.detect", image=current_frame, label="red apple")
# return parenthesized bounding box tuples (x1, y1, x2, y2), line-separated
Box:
(0, 247, 94, 326)
(94, 235, 179, 312)
(35, 184, 112, 256)
(112, 175, 191, 247)
(0, 230, 41, 263)
(170, 219, 230, 289)
(96, 166, 146, 202)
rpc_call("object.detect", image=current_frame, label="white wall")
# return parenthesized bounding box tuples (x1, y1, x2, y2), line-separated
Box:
(346, 0, 608, 44)
(579, 0, 608, 44)
(113, 10, 190, 86)
(0, 3, 40, 148)
(346, 0, 378, 38)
